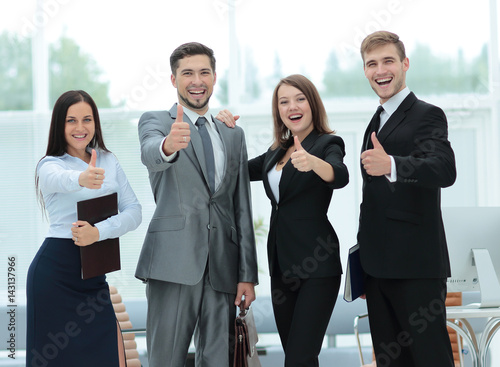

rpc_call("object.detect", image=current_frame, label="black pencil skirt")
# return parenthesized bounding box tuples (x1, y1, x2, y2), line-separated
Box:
(26, 237, 119, 367)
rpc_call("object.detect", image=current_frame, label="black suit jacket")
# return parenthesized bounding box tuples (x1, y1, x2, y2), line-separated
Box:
(358, 92, 456, 279)
(249, 130, 349, 279)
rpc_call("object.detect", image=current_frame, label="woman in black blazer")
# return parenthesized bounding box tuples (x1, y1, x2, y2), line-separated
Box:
(222, 74, 349, 366)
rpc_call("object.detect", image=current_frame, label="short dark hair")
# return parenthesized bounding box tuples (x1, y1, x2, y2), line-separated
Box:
(360, 31, 406, 63)
(271, 74, 333, 149)
(170, 42, 216, 75)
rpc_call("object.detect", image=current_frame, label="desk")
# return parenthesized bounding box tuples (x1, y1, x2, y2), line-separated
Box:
(446, 306, 500, 367)
(354, 306, 500, 367)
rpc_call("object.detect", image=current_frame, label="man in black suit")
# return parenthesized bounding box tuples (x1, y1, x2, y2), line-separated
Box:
(358, 31, 456, 367)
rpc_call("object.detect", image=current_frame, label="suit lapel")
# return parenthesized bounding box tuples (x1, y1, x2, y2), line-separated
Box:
(261, 147, 285, 206)
(362, 109, 380, 152)
(263, 147, 284, 173)
(377, 92, 417, 144)
(213, 118, 229, 187)
(360, 93, 417, 181)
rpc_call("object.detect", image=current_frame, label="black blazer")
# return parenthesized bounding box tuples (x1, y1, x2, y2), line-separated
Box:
(358, 92, 456, 279)
(249, 130, 349, 279)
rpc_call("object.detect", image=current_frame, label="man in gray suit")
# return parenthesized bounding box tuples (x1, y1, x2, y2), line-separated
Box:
(135, 42, 258, 367)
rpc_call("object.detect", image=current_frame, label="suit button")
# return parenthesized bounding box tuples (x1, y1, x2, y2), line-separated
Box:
(207, 224, 211, 229)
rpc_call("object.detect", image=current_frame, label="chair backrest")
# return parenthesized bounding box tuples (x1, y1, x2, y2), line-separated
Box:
(110, 285, 142, 367)
(446, 292, 463, 367)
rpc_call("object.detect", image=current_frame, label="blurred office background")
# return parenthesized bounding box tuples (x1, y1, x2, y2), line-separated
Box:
(0, 0, 499, 363)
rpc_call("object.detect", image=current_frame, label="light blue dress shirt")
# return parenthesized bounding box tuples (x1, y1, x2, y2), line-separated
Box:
(37, 148, 142, 240)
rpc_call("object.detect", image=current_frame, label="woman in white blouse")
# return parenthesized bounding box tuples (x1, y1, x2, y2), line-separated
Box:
(26, 90, 142, 367)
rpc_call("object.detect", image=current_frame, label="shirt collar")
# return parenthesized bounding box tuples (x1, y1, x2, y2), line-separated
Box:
(182, 107, 213, 127)
(381, 86, 410, 117)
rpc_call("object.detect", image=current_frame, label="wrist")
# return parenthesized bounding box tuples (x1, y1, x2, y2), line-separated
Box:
(310, 155, 321, 171)
(162, 139, 176, 156)
(93, 225, 100, 242)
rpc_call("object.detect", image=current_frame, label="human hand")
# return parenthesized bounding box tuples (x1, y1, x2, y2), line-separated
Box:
(234, 282, 256, 310)
(360, 133, 391, 176)
(163, 105, 191, 155)
(78, 149, 105, 189)
(71, 220, 100, 247)
(290, 136, 315, 172)
(216, 109, 240, 128)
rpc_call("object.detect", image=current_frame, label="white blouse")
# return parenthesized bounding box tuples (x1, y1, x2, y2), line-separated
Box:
(267, 163, 283, 203)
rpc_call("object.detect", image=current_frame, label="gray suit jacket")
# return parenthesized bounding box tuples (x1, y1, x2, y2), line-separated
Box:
(135, 104, 258, 294)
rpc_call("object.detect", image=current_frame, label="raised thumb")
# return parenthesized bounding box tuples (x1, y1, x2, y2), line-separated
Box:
(89, 149, 97, 167)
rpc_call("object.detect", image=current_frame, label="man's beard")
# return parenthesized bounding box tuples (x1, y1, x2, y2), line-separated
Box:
(178, 92, 211, 112)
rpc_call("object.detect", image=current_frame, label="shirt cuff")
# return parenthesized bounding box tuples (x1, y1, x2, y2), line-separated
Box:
(385, 156, 397, 183)
(159, 137, 178, 162)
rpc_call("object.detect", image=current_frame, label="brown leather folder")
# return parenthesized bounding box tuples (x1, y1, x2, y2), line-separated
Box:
(77, 192, 120, 279)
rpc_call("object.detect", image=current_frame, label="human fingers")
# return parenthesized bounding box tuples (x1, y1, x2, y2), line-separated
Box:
(172, 121, 191, 144)
(216, 109, 240, 128)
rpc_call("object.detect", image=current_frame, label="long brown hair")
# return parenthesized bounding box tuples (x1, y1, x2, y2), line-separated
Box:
(271, 74, 333, 149)
(35, 90, 109, 211)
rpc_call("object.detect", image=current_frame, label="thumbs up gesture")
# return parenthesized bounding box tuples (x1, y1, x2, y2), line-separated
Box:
(78, 149, 105, 189)
(290, 136, 315, 172)
(163, 104, 191, 155)
(360, 132, 391, 176)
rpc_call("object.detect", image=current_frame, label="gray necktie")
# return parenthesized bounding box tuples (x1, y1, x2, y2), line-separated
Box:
(196, 117, 216, 193)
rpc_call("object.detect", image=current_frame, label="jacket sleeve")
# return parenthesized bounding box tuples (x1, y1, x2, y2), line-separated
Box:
(393, 106, 456, 188)
(248, 151, 267, 181)
(233, 128, 259, 284)
(138, 111, 179, 173)
(322, 135, 349, 189)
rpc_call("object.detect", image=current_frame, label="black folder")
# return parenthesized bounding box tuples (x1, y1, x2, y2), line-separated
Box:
(77, 193, 120, 279)
(343, 244, 365, 302)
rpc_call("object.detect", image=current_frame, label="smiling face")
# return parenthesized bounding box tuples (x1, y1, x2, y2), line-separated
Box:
(171, 54, 216, 114)
(277, 84, 314, 140)
(363, 43, 409, 104)
(64, 101, 95, 160)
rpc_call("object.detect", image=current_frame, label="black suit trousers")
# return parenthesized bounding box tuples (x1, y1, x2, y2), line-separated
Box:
(365, 276, 454, 367)
(271, 275, 341, 367)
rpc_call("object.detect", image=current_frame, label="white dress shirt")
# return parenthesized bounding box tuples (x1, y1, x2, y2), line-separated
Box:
(378, 87, 411, 182)
(37, 148, 142, 240)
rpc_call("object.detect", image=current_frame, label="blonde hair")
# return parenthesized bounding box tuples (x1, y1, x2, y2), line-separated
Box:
(360, 31, 406, 63)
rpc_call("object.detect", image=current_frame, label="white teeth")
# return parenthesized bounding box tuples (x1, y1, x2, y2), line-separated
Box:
(74, 135, 85, 138)
(190, 91, 204, 94)
(289, 114, 302, 120)
(377, 78, 392, 83)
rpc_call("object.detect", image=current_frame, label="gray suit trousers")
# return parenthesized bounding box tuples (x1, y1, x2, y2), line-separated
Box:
(146, 273, 236, 367)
